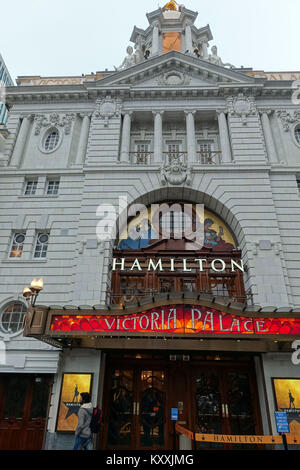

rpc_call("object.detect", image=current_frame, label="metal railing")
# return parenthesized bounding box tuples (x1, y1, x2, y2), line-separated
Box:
(197, 151, 221, 165)
(128, 151, 222, 165)
(106, 288, 252, 307)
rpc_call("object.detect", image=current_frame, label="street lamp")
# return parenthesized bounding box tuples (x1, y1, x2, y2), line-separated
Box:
(23, 278, 44, 307)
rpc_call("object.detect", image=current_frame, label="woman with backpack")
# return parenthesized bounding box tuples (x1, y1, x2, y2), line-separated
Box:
(73, 392, 93, 450)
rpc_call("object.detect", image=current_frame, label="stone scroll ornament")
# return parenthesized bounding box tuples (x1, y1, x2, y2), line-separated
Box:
(276, 110, 300, 131)
(227, 94, 257, 125)
(93, 97, 121, 127)
(161, 157, 192, 186)
(34, 113, 75, 135)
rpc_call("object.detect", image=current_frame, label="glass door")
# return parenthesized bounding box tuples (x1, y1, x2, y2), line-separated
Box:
(138, 370, 166, 449)
(104, 366, 167, 450)
(106, 369, 135, 449)
(192, 364, 261, 450)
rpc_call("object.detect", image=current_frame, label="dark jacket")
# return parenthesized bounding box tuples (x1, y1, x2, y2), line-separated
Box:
(75, 403, 93, 438)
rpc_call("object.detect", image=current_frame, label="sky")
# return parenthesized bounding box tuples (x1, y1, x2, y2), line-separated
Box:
(0, 0, 299, 82)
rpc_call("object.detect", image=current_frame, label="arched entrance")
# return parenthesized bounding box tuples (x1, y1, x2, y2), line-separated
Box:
(99, 197, 262, 450)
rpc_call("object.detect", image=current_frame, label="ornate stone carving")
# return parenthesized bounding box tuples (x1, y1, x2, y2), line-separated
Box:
(227, 94, 257, 125)
(276, 110, 300, 131)
(161, 157, 192, 186)
(34, 113, 75, 135)
(93, 97, 121, 126)
(115, 46, 137, 71)
(157, 71, 190, 86)
(207, 45, 234, 68)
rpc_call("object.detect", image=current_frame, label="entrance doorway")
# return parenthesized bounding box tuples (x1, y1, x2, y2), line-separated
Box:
(0, 374, 53, 450)
(103, 366, 167, 450)
(101, 354, 262, 450)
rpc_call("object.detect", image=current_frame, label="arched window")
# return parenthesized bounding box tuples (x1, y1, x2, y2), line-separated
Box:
(0, 303, 27, 334)
(295, 126, 300, 146)
(44, 129, 59, 152)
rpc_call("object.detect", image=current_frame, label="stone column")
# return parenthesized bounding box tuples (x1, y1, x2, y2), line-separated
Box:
(260, 110, 278, 163)
(120, 112, 132, 163)
(185, 111, 197, 163)
(152, 22, 160, 57)
(153, 111, 164, 164)
(217, 110, 232, 163)
(75, 113, 91, 165)
(10, 115, 32, 167)
(185, 24, 193, 53)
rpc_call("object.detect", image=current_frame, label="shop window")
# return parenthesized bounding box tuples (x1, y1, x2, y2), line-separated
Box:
(9, 232, 26, 258)
(0, 302, 27, 334)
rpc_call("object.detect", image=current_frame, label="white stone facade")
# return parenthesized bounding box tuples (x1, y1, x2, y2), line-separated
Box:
(0, 5, 300, 450)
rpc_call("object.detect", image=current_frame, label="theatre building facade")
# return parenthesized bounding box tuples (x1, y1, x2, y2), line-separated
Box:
(1, 2, 300, 450)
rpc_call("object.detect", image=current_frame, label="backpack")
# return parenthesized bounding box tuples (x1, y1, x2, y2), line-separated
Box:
(89, 406, 103, 434)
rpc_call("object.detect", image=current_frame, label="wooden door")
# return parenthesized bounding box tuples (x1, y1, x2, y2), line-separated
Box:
(102, 363, 169, 450)
(0, 374, 52, 450)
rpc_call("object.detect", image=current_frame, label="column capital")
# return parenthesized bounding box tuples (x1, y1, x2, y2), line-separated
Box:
(259, 108, 274, 117)
(152, 110, 164, 116)
(122, 111, 133, 117)
(78, 112, 92, 119)
(184, 110, 196, 116)
(20, 113, 34, 121)
(216, 109, 227, 116)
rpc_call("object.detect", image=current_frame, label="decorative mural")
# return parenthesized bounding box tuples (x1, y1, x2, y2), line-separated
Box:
(118, 206, 236, 251)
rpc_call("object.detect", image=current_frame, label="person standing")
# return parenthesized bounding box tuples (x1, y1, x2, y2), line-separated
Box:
(73, 392, 93, 450)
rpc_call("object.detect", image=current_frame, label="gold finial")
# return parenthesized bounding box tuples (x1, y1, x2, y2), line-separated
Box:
(163, 1, 178, 11)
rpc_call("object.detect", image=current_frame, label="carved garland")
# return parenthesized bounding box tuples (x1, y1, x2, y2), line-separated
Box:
(276, 110, 300, 132)
(34, 113, 76, 135)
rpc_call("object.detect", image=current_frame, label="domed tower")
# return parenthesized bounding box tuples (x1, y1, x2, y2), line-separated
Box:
(129, 2, 213, 60)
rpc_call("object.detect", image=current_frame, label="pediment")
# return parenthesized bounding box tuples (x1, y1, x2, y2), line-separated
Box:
(87, 51, 257, 91)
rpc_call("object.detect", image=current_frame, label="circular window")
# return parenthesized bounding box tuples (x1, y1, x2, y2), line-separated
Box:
(295, 126, 300, 146)
(38, 233, 49, 245)
(0, 303, 27, 334)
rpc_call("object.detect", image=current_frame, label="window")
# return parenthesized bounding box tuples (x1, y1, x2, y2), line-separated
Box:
(166, 141, 182, 162)
(24, 180, 38, 196)
(34, 233, 49, 258)
(198, 141, 215, 164)
(0, 302, 27, 334)
(134, 142, 150, 164)
(297, 180, 300, 192)
(46, 180, 60, 195)
(9, 232, 26, 258)
(44, 129, 59, 152)
(295, 126, 300, 146)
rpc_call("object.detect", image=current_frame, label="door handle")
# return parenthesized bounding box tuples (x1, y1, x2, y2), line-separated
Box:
(222, 404, 226, 418)
(133, 402, 137, 415)
(136, 402, 140, 416)
(225, 404, 229, 418)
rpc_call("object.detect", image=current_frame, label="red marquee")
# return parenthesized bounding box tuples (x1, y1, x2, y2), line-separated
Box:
(50, 305, 300, 336)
